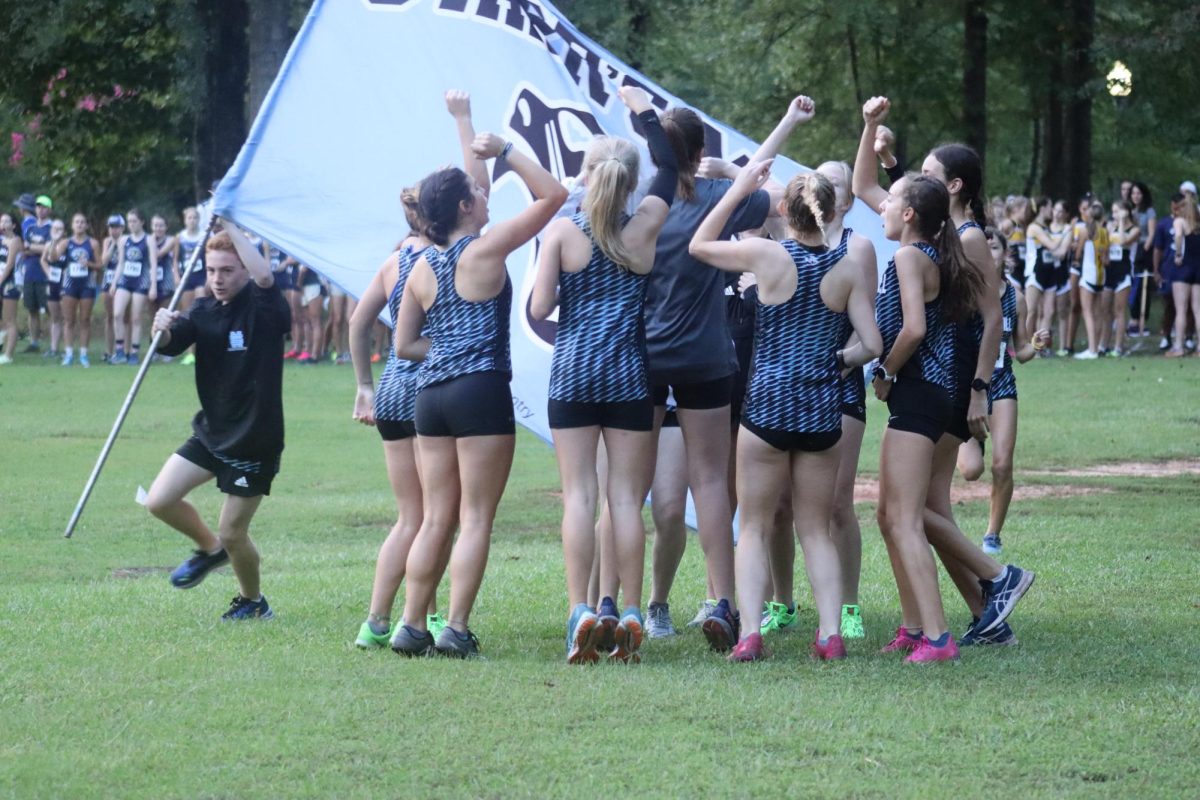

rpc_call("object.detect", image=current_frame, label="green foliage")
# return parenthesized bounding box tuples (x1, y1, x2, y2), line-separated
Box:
(1, 0, 200, 222)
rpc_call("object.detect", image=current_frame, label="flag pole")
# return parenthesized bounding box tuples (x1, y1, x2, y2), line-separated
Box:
(63, 215, 219, 538)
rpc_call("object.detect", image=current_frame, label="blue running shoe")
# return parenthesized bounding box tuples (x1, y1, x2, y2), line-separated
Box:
(597, 596, 619, 655)
(79, 352, 90, 368)
(221, 594, 273, 621)
(111, 347, 126, 364)
(126, 352, 139, 365)
(959, 617, 1019, 647)
(977, 565, 1035, 634)
(701, 599, 740, 653)
(981, 533, 1002, 556)
(434, 626, 481, 659)
(168, 548, 229, 589)
(566, 603, 600, 664)
(391, 623, 435, 656)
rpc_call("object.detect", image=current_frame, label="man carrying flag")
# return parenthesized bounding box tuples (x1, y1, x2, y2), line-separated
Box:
(144, 221, 291, 621)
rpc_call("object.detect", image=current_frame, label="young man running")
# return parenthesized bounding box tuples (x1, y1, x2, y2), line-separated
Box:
(144, 222, 290, 621)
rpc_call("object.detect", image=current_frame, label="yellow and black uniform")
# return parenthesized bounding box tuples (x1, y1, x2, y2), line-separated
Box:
(1079, 225, 1109, 293)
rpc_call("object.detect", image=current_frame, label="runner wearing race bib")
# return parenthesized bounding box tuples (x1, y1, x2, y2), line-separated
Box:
(100, 214, 125, 362)
(58, 212, 101, 367)
(1103, 200, 1139, 357)
(110, 209, 158, 365)
(40, 218, 67, 358)
(0, 213, 24, 365)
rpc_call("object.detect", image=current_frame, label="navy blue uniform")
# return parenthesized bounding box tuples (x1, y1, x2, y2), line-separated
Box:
(101, 239, 119, 292)
(414, 236, 514, 438)
(988, 278, 1019, 411)
(741, 235, 851, 452)
(268, 246, 294, 292)
(62, 239, 97, 300)
(876, 241, 955, 442)
(117, 235, 152, 294)
(45, 246, 67, 302)
(0, 238, 19, 300)
(547, 213, 651, 431)
(374, 244, 427, 441)
(22, 219, 50, 284)
(154, 235, 175, 294)
(179, 232, 206, 291)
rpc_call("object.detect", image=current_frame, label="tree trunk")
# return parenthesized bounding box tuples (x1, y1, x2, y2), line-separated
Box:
(249, 0, 293, 120)
(1024, 115, 1041, 197)
(1062, 0, 1094, 201)
(193, 0, 249, 197)
(963, 0, 988, 173)
(1040, 37, 1066, 199)
(847, 24, 864, 108)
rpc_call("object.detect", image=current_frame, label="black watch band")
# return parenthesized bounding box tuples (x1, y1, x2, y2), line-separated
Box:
(971, 377, 991, 393)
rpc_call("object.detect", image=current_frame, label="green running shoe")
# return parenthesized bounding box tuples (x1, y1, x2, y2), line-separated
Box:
(841, 604, 865, 639)
(426, 613, 448, 640)
(759, 601, 797, 635)
(355, 621, 391, 649)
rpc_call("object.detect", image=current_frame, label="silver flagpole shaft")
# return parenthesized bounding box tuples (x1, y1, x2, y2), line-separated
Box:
(63, 216, 219, 538)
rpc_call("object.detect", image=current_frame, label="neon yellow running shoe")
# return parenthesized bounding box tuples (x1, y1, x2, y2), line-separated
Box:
(180, 353, 196, 366)
(841, 604, 865, 639)
(355, 621, 391, 649)
(426, 613, 448, 640)
(759, 601, 797, 635)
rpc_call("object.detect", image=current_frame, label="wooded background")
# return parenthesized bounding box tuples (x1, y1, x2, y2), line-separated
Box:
(0, 0, 1197, 222)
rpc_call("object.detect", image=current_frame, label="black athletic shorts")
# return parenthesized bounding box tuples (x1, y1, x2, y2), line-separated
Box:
(376, 418, 416, 441)
(548, 397, 654, 431)
(661, 408, 680, 428)
(840, 369, 866, 423)
(885, 378, 952, 444)
(741, 419, 842, 453)
(176, 436, 278, 497)
(651, 374, 734, 411)
(946, 400, 971, 443)
(22, 280, 48, 313)
(415, 370, 515, 438)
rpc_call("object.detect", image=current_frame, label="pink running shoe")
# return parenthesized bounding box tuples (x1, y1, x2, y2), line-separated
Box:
(880, 627, 922, 654)
(811, 631, 847, 660)
(905, 635, 961, 663)
(727, 633, 768, 662)
(283, 349, 299, 360)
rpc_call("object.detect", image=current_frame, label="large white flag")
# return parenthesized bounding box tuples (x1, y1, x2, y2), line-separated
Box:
(212, 0, 894, 522)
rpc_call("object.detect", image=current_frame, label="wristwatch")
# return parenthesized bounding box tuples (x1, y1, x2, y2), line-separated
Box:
(971, 377, 991, 393)
(872, 365, 895, 383)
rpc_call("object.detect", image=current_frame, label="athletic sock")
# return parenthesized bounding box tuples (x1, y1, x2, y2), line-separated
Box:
(903, 627, 923, 638)
(928, 631, 951, 648)
(988, 565, 1009, 585)
(115, 339, 124, 350)
(368, 618, 390, 636)
(64, 347, 73, 358)
(205, 545, 223, 556)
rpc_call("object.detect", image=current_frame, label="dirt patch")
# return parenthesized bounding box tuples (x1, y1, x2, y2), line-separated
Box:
(1026, 460, 1200, 478)
(111, 566, 174, 579)
(850, 478, 1113, 505)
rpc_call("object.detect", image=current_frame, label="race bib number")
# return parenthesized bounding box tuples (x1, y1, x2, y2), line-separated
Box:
(47, 266, 62, 282)
(123, 260, 142, 278)
(997, 317, 1013, 369)
(155, 266, 164, 282)
(1041, 249, 1055, 264)
(103, 269, 115, 286)
(1108, 245, 1123, 261)
(68, 262, 89, 279)
(1016, 244, 1026, 259)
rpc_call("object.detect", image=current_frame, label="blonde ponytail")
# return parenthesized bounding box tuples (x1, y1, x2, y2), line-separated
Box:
(582, 137, 639, 269)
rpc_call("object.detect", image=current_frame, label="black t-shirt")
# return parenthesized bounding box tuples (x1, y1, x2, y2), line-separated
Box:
(160, 280, 291, 460)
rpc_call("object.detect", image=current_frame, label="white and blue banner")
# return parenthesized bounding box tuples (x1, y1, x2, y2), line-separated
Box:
(213, 0, 894, 527)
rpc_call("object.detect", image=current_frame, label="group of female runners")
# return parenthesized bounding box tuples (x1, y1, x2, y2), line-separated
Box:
(993, 179, 1200, 360)
(347, 88, 1040, 665)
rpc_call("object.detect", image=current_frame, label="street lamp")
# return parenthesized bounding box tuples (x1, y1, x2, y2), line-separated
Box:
(1107, 61, 1132, 98)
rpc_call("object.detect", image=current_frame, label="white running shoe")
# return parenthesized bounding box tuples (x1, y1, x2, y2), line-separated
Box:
(687, 599, 718, 628)
(645, 602, 677, 639)
(0, 354, 12, 365)
(1073, 350, 1099, 360)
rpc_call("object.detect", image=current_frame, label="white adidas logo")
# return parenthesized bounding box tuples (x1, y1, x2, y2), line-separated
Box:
(233, 476, 249, 488)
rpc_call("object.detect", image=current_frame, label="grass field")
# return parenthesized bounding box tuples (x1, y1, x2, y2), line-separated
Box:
(1, 347, 1198, 798)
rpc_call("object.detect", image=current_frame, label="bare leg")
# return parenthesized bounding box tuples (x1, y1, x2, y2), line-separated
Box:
(677, 404, 736, 608)
(926, 435, 989, 619)
(78, 297, 94, 351)
(1170, 282, 1190, 354)
(61, 296, 77, 355)
(218, 493, 265, 600)
(732, 429, 791, 643)
(102, 291, 115, 356)
(145, 454, 220, 551)
(1055, 290, 1071, 351)
(401, 436, 461, 630)
(1111, 287, 1130, 352)
(367, 438, 424, 620)
(602, 426, 656, 611)
(957, 438, 985, 482)
(1080, 288, 1098, 353)
(766, 494, 794, 607)
(831, 415, 865, 605)
(987, 400, 1018, 537)
(442, 434, 515, 632)
(878, 428, 947, 638)
(553, 426, 601, 607)
(112, 289, 131, 350)
(1, 299, 17, 359)
(648, 418, 689, 605)
(1024, 286, 1043, 341)
(128, 293, 147, 350)
(48, 299, 62, 352)
(790, 445, 842, 639)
